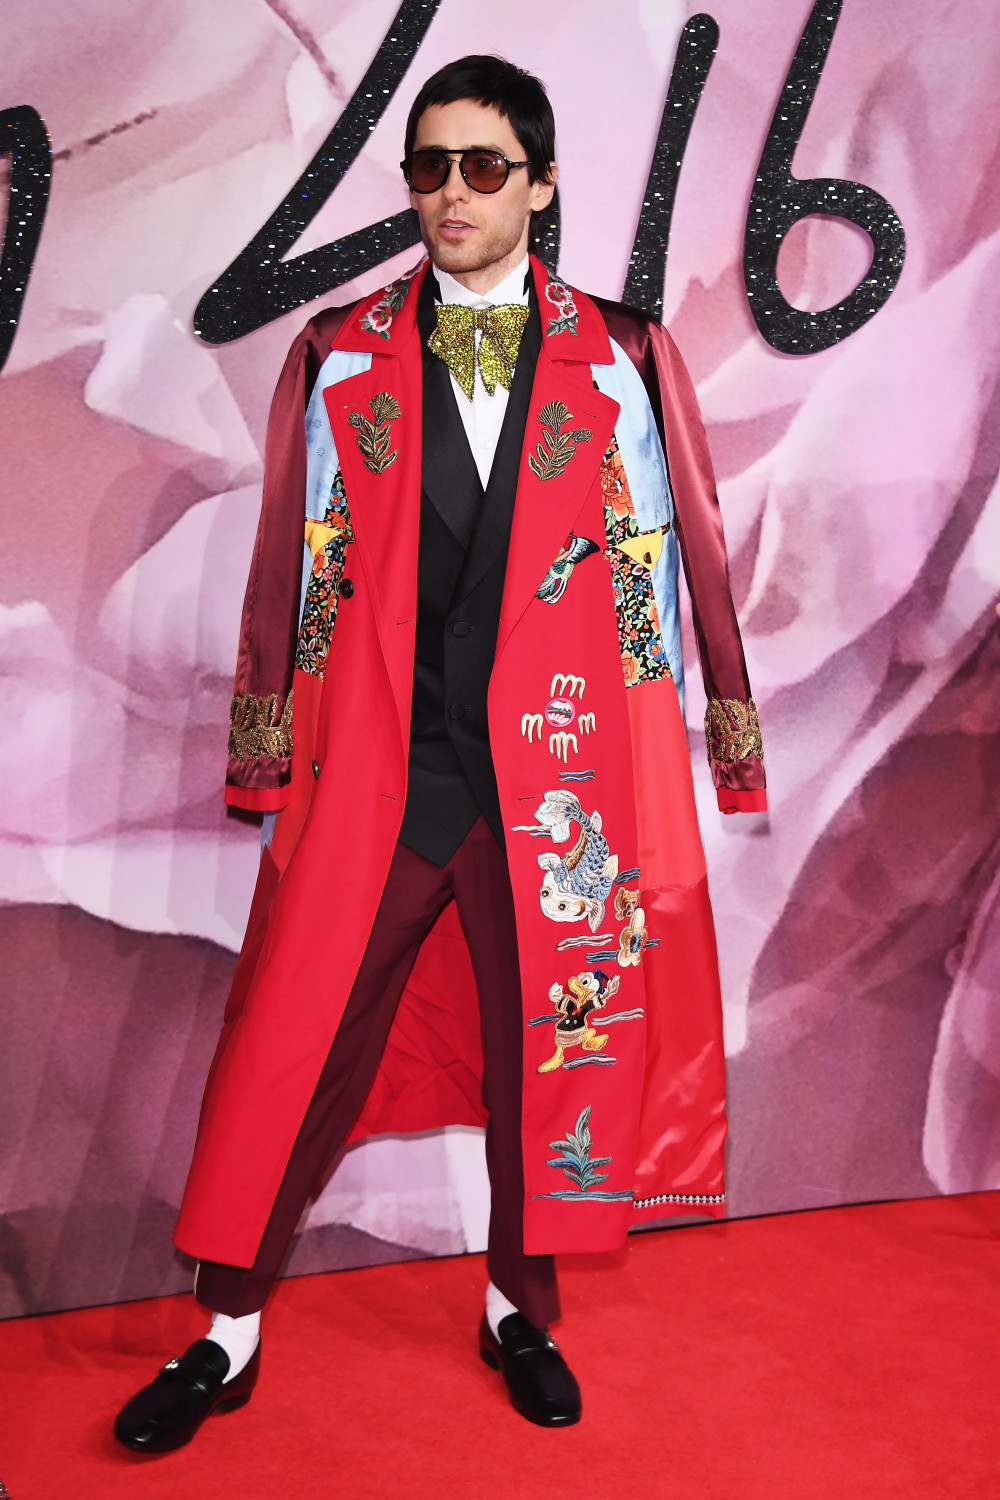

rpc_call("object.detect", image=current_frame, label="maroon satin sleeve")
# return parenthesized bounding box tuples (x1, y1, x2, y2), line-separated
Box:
(592, 297, 766, 809)
(225, 302, 355, 804)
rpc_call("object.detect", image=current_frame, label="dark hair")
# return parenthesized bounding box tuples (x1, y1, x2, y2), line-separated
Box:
(404, 54, 555, 183)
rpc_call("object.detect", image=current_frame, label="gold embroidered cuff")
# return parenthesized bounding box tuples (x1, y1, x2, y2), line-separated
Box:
(704, 697, 763, 764)
(229, 690, 294, 761)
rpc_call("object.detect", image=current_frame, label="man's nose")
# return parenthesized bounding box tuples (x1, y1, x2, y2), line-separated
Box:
(441, 159, 472, 206)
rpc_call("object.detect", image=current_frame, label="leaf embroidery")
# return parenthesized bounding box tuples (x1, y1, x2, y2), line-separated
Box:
(347, 391, 401, 475)
(528, 399, 592, 482)
(546, 1105, 612, 1191)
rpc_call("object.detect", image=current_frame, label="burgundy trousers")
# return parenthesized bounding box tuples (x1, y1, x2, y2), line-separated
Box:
(195, 818, 560, 1328)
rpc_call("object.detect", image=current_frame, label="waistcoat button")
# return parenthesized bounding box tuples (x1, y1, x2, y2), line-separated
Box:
(451, 620, 472, 637)
(448, 703, 466, 721)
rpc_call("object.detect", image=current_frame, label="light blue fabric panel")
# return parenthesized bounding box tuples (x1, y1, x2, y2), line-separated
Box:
(591, 339, 685, 714)
(299, 348, 372, 619)
(267, 348, 372, 851)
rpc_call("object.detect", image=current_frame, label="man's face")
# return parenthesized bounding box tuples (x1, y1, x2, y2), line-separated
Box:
(409, 98, 556, 282)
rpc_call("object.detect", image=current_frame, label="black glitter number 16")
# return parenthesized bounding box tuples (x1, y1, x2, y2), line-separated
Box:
(0, 107, 52, 375)
(743, 0, 906, 353)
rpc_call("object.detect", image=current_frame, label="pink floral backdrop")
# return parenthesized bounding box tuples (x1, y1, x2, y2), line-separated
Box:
(2, 0, 998, 1317)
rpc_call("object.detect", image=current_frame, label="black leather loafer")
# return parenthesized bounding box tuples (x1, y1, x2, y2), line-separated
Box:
(479, 1312, 581, 1427)
(113, 1337, 260, 1454)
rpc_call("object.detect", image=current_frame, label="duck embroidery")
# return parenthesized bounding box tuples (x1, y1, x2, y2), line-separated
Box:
(538, 970, 619, 1073)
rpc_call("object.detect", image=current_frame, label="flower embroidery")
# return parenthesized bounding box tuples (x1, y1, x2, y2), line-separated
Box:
(359, 272, 415, 339)
(544, 271, 580, 336)
(617, 907, 649, 968)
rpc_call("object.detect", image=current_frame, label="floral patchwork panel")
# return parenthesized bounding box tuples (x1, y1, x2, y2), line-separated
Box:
(295, 469, 353, 680)
(601, 435, 671, 687)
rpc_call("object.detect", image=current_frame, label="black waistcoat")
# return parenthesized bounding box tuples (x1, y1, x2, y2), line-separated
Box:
(397, 271, 541, 866)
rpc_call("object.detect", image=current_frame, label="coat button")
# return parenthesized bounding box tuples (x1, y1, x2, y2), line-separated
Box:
(312, 760, 320, 779)
(451, 620, 472, 637)
(340, 577, 354, 599)
(448, 703, 466, 720)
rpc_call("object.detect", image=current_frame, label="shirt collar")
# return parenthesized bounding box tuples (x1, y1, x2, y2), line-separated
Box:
(432, 255, 530, 309)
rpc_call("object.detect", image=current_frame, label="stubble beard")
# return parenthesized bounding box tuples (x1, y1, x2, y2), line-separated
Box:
(423, 214, 530, 276)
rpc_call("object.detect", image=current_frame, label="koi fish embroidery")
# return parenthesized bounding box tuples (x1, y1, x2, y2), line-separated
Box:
(513, 790, 620, 932)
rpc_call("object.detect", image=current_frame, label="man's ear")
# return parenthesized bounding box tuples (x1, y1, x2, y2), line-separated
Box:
(530, 162, 557, 213)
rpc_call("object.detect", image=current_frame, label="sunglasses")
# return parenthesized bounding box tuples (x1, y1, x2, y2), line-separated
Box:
(401, 148, 531, 195)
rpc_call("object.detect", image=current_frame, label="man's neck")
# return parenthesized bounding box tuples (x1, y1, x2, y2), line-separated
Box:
(433, 242, 531, 296)
(434, 256, 529, 308)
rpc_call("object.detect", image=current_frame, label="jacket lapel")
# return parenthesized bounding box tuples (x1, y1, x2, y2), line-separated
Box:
(323, 255, 622, 724)
(495, 258, 620, 661)
(325, 267, 427, 736)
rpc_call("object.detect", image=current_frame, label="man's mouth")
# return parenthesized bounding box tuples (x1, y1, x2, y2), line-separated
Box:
(436, 218, 476, 238)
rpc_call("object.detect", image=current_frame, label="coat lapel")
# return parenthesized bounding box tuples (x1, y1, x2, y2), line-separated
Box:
(325, 268, 427, 736)
(495, 258, 620, 661)
(323, 255, 621, 722)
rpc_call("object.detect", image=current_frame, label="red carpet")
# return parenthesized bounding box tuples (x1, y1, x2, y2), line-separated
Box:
(1, 1192, 997, 1499)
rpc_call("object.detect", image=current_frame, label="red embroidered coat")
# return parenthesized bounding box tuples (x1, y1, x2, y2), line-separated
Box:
(173, 257, 766, 1268)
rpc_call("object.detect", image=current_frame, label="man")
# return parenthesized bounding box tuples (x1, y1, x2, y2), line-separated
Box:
(114, 53, 765, 1452)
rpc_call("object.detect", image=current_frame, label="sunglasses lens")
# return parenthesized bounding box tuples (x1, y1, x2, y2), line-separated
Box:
(408, 151, 450, 192)
(462, 152, 508, 192)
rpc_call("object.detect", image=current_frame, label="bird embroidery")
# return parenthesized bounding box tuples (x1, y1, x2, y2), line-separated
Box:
(535, 532, 600, 604)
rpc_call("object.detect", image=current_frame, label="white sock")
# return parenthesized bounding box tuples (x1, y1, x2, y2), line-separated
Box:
(486, 1281, 520, 1340)
(208, 1311, 260, 1383)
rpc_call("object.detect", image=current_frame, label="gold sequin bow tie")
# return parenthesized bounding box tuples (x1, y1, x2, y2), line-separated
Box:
(428, 302, 530, 400)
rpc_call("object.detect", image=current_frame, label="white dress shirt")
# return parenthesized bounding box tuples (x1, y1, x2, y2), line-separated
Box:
(432, 256, 530, 489)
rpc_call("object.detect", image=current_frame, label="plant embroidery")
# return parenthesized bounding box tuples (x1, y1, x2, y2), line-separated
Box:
(348, 391, 401, 475)
(528, 400, 592, 482)
(359, 273, 413, 339)
(544, 271, 580, 336)
(535, 1105, 633, 1201)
